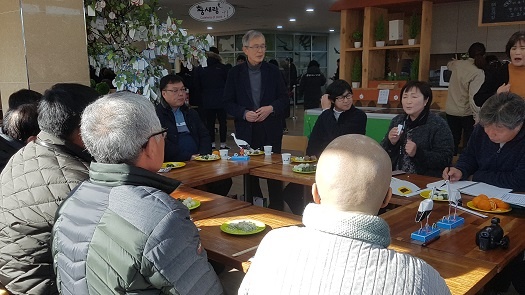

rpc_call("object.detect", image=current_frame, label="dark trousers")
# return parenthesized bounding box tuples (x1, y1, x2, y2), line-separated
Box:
(446, 114, 475, 155)
(282, 183, 310, 215)
(248, 121, 284, 210)
(206, 108, 227, 144)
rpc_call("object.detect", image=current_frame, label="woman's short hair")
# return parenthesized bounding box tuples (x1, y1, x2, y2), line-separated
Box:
(400, 81, 433, 111)
(505, 31, 525, 58)
(80, 92, 161, 164)
(242, 30, 264, 47)
(308, 60, 320, 68)
(479, 92, 525, 129)
(2, 104, 40, 142)
(8, 89, 42, 110)
(326, 80, 352, 102)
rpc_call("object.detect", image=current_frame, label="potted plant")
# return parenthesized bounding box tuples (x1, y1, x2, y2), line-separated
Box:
(375, 16, 386, 47)
(351, 58, 362, 89)
(410, 55, 419, 81)
(408, 13, 420, 45)
(352, 31, 363, 48)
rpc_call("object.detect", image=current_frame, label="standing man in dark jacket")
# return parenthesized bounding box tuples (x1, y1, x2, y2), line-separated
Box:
(194, 47, 230, 149)
(223, 30, 289, 209)
(298, 60, 327, 109)
(156, 74, 231, 196)
(0, 84, 99, 295)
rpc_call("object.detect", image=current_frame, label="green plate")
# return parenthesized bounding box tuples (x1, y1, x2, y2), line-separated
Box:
(220, 219, 266, 235)
(177, 198, 201, 210)
(245, 150, 264, 156)
(194, 155, 220, 161)
(292, 168, 316, 174)
(162, 162, 186, 169)
(291, 157, 317, 163)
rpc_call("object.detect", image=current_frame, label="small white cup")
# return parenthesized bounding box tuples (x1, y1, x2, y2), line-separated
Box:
(263, 145, 272, 156)
(219, 149, 229, 159)
(282, 153, 292, 164)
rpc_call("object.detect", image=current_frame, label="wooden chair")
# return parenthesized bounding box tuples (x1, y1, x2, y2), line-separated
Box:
(281, 135, 308, 156)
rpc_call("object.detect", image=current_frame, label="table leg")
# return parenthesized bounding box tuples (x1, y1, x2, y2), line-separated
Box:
(244, 174, 252, 204)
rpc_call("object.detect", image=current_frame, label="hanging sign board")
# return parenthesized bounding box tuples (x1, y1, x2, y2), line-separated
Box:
(479, 0, 525, 26)
(189, 1, 235, 22)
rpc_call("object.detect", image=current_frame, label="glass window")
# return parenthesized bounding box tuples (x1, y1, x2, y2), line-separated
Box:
(264, 34, 276, 51)
(221, 53, 235, 66)
(295, 35, 311, 51)
(312, 35, 328, 51)
(276, 34, 293, 52)
(217, 35, 235, 52)
(312, 52, 328, 68)
(235, 34, 244, 51)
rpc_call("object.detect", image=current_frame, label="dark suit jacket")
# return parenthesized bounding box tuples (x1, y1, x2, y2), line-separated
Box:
(223, 62, 288, 151)
(155, 102, 211, 162)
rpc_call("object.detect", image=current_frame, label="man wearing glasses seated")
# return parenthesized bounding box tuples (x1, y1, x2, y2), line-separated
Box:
(52, 92, 223, 294)
(156, 74, 231, 196)
(239, 134, 450, 295)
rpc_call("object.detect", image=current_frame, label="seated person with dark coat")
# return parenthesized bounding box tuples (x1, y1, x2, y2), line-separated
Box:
(156, 74, 231, 196)
(445, 92, 525, 191)
(283, 80, 367, 215)
(381, 81, 454, 177)
(0, 89, 42, 171)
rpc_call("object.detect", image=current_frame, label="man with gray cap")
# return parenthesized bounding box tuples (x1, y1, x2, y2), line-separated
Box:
(52, 92, 223, 294)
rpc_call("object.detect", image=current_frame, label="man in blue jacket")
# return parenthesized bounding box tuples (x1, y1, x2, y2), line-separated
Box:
(223, 30, 289, 209)
(156, 74, 231, 196)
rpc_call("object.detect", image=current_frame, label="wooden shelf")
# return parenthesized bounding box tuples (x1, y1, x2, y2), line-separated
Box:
(338, 1, 432, 89)
(369, 44, 421, 50)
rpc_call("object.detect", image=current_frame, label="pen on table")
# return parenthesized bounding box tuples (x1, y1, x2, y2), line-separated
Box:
(422, 235, 440, 247)
(232, 245, 258, 257)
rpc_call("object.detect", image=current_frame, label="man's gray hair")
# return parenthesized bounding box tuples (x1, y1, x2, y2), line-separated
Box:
(80, 91, 161, 164)
(242, 30, 265, 47)
(479, 92, 525, 129)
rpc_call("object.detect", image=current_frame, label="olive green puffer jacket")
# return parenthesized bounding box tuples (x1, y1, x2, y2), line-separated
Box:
(0, 131, 91, 295)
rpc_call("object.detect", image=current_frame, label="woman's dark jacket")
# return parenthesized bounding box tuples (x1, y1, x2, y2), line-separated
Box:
(306, 106, 367, 157)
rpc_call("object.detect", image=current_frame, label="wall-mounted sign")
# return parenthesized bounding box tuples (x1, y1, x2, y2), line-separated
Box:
(189, 1, 235, 23)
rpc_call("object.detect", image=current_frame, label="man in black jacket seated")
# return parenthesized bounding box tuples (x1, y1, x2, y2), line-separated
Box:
(156, 74, 231, 196)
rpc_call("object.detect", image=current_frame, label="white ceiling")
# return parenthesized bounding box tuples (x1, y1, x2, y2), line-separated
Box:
(158, 0, 341, 35)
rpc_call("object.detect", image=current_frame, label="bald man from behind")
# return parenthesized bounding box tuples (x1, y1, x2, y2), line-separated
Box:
(238, 134, 450, 295)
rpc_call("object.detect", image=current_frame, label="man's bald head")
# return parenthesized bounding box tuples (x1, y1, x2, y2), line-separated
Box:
(314, 134, 392, 215)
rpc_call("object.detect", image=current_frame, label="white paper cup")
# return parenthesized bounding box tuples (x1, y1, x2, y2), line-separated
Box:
(282, 153, 291, 164)
(263, 145, 272, 156)
(219, 149, 229, 159)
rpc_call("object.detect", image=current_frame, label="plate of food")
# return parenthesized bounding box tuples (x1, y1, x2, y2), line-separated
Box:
(245, 149, 264, 156)
(292, 163, 316, 174)
(466, 195, 512, 213)
(194, 154, 220, 161)
(291, 155, 318, 163)
(177, 197, 200, 210)
(220, 219, 266, 235)
(420, 189, 449, 202)
(158, 162, 186, 173)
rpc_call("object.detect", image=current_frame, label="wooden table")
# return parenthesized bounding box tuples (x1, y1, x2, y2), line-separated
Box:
(170, 185, 251, 221)
(389, 240, 497, 295)
(382, 189, 525, 273)
(194, 206, 302, 272)
(250, 162, 315, 186)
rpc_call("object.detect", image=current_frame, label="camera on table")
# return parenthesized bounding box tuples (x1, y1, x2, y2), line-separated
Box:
(475, 217, 510, 251)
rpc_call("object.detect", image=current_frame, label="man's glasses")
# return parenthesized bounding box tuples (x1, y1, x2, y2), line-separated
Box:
(336, 93, 353, 101)
(163, 88, 187, 94)
(142, 128, 168, 148)
(244, 45, 266, 51)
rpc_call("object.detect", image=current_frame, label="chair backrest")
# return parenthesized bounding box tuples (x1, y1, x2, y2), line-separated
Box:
(281, 135, 308, 156)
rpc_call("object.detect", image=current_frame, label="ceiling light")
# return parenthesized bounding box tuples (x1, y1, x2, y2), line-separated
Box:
(289, 18, 296, 22)
(306, 8, 314, 12)
(277, 25, 283, 29)
(207, 26, 213, 30)
(329, 29, 335, 32)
